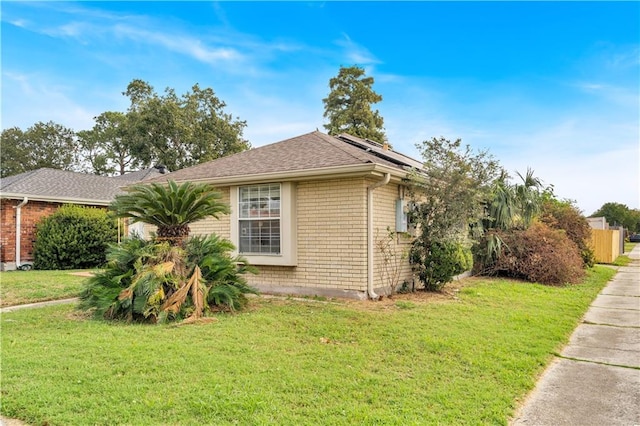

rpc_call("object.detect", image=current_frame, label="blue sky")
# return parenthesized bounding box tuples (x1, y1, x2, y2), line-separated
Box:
(2, 1, 639, 215)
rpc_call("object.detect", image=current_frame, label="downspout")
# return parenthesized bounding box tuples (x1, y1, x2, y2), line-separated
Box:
(367, 173, 391, 300)
(14, 197, 28, 268)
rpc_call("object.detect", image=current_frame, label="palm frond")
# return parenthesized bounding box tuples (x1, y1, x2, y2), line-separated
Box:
(110, 180, 230, 230)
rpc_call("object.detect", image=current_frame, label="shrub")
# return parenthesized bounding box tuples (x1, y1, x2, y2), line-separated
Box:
(540, 199, 595, 267)
(477, 222, 585, 285)
(33, 205, 118, 270)
(410, 240, 472, 292)
(376, 228, 410, 295)
(79, 234, 257, 323)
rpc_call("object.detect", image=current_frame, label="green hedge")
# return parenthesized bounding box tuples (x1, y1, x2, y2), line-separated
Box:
(410, 240, 473, 292)
(33, 205, 118, 270)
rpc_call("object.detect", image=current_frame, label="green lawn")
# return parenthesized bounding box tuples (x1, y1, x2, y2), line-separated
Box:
(624, 241, 637, 253)
(0, 270, 93, 307)
(612, 254, 632, 266)
(610, 242, 637, 266)
(0, 266, 615, 425)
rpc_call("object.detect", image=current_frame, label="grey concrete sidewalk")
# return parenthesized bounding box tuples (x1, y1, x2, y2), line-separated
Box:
(511, 245, 640, 426)
(0, 297, 79, 313)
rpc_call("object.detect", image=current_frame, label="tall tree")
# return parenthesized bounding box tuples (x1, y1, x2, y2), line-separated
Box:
(77, 111, 141, 176)
(123, 79, 250, 172)
(1, 121, 79, 177)
(322, 66, 386, 143)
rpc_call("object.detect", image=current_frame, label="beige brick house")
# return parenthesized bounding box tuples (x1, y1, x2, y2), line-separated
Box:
(147, 131, 422, 299)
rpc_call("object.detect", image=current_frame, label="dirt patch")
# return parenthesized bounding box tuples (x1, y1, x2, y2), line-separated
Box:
(341, 279, 474, 312)
(65, 309, 94, 321)
(0, 417, 29, 426)
(68, 271, 95, 277)
(253, 277, 480, 313)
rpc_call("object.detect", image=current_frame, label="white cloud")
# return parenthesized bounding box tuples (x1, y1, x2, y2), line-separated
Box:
(606, 45, 640, 70)
(43, 21, 89, 39)
(112, 24, 243, 64)
(335, 33, 381, 66)
(2, 72, 99, 131)
(575, 81, 639, 108)
(8, 19, 28, 28)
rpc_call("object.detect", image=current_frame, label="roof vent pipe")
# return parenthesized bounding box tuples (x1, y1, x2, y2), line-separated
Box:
(154, 164, 169, 174)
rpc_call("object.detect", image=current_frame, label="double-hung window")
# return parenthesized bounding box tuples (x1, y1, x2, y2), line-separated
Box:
(238, 184, 281, 254)
(231, 182, 297, 266)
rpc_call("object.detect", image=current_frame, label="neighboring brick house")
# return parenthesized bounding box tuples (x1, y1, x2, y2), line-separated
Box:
(146, 131, 422, 299)
(0, 167, 165, 270)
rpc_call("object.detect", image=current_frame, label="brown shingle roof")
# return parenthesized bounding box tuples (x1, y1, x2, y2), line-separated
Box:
(147, 131, 419, 184)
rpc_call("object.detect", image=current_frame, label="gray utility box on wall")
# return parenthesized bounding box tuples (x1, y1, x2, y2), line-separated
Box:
(396, 199, 408, 233)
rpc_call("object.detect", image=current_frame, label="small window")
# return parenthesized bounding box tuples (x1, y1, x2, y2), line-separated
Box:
(238, 184, 281, 254)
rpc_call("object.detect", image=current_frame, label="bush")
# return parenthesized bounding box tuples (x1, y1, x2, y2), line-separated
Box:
(33, 205, 118, 270)
(79, 234, 257, 323)
(476, 222, 585, 285)
(540, 200, 595, 267)
(410, 240, 472, 292)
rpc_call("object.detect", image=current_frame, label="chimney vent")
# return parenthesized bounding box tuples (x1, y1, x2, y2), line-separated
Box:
(154, 164, 168, 174)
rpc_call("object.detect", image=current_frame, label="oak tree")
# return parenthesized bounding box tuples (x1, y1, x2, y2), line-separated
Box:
(77, 111, 141, 176)
(1, 121, 79, 177)
(123, 79, 250, 172)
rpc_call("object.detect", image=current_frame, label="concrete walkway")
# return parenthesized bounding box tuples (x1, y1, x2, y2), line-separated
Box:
(511, 245, 640, 426)
(0, 297, 79, 313)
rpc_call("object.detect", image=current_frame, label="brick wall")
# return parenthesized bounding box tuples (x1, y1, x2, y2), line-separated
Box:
(0, 199, 18, 263)
(189, 187, 231, 239)
(0, 199, 61, 265)
(252, 177, 369, 297)
(371, 180, 415, 294)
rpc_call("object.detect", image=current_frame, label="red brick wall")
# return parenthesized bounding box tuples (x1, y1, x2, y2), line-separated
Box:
(1, 199, 61, 263)
(0, 199, 18, 262)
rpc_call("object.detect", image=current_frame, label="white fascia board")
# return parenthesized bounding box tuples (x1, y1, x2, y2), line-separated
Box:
(0, 192, 111, 206)
(166, 164, 408, 187)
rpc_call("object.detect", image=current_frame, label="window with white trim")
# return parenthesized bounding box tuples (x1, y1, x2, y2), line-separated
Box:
(231, 182, 296, 266)
(238, 183, 281, 254)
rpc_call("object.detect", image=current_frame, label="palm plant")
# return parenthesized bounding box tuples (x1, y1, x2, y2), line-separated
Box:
(80, 235, 257, 323)
(482, 168, 543, 232)
(474, 168, 544, 273)
(80, 180, 257, 323)
(110, 180, 229, 245)
(483, 172, 516, 231)
(514, 168, 543, 228)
